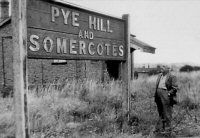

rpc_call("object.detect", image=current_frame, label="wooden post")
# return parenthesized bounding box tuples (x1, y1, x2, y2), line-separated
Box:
(12, 0, 29, 138)
(131, 48, 135, 80)
(121, 14, 131, 120)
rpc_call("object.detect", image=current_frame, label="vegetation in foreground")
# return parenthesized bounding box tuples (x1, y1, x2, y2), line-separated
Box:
(0, 71, 200, 138)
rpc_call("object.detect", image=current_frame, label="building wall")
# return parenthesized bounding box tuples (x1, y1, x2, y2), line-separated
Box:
(0, 23, 12, 88)
(0, 22, 109, 90)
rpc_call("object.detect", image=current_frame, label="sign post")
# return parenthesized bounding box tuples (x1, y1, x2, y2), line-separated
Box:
(12, 0, 29, 137)
(121, 14, 131, 121)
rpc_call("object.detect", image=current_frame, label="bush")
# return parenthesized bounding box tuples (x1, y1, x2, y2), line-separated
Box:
(148, 69, 160, 76)
(180, 65, 194, 72)
(194, 66, 200, 71)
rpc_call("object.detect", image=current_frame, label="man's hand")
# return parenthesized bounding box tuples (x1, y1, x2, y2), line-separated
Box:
(168, 89, 177, 97)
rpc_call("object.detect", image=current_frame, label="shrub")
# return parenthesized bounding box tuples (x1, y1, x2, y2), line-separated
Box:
(193, 66, 200, 71)
(148, 69, 159, 76)
(180, 65, 194, 72)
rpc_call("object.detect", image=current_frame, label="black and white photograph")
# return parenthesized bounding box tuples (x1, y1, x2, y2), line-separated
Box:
(0, 0, 200, 137)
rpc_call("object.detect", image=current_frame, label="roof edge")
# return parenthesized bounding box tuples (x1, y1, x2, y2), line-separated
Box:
(130, 34, 156, 54)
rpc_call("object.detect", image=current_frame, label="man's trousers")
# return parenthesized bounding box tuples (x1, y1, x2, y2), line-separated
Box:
(155, 88, 173, 132)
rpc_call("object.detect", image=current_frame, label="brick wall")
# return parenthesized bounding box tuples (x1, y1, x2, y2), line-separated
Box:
(28, 59, 78, 85)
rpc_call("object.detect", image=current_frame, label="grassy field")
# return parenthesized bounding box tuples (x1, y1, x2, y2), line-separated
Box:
(0, 71, 200, 138)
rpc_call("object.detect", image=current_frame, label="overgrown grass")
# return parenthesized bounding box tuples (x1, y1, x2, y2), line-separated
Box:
(0, 97, 14, 138)
(0, 71, 200, 138)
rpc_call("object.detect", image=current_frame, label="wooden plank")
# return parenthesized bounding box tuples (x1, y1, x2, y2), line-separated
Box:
(12, 0, 29, 137)
(27, 9, 125, 41)
(27, 0, 125, 23)
(27, 0, 123, 20)
(27, 28, 125, 60)
(121, 14, 131, 121)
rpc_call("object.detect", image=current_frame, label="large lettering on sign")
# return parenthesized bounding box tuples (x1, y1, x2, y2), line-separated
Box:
(27, 0, 126, 60)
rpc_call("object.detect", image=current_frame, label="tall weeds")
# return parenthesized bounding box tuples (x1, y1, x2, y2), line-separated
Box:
(0, 71, 200, 137)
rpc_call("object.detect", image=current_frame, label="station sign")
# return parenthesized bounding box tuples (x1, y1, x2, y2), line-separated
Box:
(27, 0, 126, 60)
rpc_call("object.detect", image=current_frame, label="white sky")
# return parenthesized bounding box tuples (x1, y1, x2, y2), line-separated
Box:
(64, 0, 200, 65)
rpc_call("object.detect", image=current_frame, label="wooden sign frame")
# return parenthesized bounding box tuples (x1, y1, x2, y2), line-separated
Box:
(27, 0, 127, 61)
(12, 0, 131, 137)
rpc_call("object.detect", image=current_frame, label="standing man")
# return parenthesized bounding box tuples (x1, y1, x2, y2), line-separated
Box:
(154, 66, 178, 134)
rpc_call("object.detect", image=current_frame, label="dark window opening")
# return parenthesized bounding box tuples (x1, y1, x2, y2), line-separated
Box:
(106, 61, 120, 80)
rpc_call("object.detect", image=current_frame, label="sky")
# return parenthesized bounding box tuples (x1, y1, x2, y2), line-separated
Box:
(63, 0, 200, 65)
